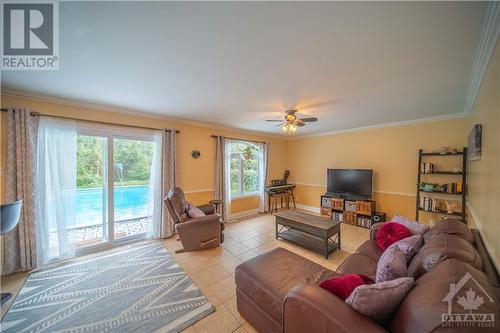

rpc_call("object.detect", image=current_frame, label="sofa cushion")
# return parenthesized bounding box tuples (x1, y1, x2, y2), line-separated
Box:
(337, 253, 378, 281)
(408, 233, 483, 278)
(319, 274, 374, 300)
(424, 218, 474, 244)
(235, 247, 336, 324)
(346, 277, 415, 323)
(356, 240, 383, 262)
(391, 259, 499, 333)
(376, 222, 412, 250)
(376, 245, 407, 283)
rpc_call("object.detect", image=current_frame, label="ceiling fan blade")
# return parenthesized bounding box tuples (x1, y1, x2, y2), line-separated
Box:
(266, 119, 283, 122)
(298, 117, 318, 122)
(296, 122, 306, 127)
(274, 122, 286, 127)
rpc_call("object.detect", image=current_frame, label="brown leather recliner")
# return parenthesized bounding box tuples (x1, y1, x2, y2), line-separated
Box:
(164, 187, 224, 253)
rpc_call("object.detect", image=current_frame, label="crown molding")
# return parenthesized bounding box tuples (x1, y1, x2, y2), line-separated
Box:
(463, 1, 500, 116)
(0, 88, 286, 141)
(288, 112, 467, 140)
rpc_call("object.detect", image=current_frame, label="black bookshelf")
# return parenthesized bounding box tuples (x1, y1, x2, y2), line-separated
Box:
(416, 148, 467, 223)
(421, 152, 464, 156)
(419, 190, 462, 195)
(420, 171, 463, 175)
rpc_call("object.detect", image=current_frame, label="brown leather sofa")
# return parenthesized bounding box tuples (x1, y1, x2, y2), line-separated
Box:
(235, 220, 499, 333)
(164, 187, 224, 252)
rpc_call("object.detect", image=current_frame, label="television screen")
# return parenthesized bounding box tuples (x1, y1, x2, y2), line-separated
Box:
(327, 169, 373, 197)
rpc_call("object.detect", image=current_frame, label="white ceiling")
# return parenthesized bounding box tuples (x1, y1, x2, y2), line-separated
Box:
(1, 1, 488, 136)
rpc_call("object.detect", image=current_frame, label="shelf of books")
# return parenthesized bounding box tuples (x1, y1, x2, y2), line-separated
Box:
(416, 148, 467, 224)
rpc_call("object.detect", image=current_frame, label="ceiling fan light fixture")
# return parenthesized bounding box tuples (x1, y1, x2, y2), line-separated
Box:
(282, 123, 297, 134)
(268, 108, 317, 134)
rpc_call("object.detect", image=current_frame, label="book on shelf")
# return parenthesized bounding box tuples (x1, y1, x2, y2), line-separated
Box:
(356, 216, 371, 228)
(420, 196, 440, 212)
(422, 182, 463, 194)
(445, 182, 463, 194)
(421, 162, 434, 173)
(332, 211, 343, 222)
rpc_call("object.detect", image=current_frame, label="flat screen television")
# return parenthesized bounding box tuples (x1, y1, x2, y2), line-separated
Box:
(327, 169, 373, 198)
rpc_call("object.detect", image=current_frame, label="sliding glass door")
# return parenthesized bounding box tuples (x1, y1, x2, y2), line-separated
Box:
(73, 127, 159, 254)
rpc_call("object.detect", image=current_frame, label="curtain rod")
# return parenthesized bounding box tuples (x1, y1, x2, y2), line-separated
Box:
(0, 108, 179, 133)
(210, 135, 267, 145)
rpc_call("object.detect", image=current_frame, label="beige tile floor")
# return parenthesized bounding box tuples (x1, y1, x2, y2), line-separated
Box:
(0, 211, 369, 332)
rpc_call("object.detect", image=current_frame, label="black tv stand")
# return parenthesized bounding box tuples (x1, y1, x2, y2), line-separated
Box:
(320, 195, 382, 229)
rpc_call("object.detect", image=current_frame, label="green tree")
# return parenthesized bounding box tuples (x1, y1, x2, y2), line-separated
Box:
(230, 142, 260, 195)
(77, 136, 104, 187)
(76, 136, 154, 188)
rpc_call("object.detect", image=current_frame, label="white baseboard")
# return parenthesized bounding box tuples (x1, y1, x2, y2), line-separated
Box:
(466, 202, 499, 272)
(295, 204, 321, 214)
(227, 208, 260, 222)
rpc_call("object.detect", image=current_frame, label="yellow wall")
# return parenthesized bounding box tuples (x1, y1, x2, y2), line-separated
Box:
(287, 118, 469, 224)
(0, 95, 289, 214)
(2, 40, 498, 269)
(467, 39, 500, 270)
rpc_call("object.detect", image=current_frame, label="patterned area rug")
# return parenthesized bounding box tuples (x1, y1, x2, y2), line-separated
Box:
(1, 242, 214, 333)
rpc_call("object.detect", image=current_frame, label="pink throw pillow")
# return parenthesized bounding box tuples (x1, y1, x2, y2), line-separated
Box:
(376, 222, 412, 251)
(319, 274, 374, 301)
(186, 202, 206, 218)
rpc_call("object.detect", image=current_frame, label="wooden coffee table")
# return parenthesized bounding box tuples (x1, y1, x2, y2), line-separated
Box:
(275, 210, 341, 259)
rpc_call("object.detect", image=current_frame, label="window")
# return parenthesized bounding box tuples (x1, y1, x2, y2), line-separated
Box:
(230, 141, 261, 197)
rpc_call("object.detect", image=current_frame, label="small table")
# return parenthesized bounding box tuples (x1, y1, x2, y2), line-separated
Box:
(209, 199, 224, 215)
(275, 210, 341, 259)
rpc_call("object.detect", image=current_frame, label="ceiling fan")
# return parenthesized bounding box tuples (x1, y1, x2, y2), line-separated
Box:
(266, 109, 318, 134)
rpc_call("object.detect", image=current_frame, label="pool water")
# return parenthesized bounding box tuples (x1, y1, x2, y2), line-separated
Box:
(76, 185, 151, 227)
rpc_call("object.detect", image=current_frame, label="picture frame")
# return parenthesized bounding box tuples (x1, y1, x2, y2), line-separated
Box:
(468, 124, 482, 161)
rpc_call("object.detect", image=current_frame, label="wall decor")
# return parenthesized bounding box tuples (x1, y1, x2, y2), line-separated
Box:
(191, 150, 201, 159)
(468, 124, 482, 161)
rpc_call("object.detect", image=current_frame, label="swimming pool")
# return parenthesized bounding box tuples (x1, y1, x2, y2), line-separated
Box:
(76, 185, 151, 227)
